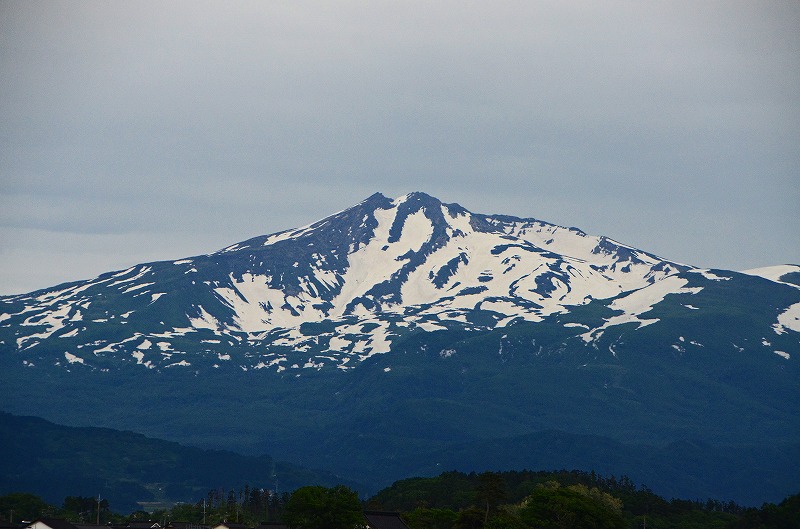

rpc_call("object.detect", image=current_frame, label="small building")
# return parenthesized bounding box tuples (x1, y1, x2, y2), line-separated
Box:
(26, 519, 80, 529)
(76, 524, 121, 529)
(253, 524, 288, 529)
(165, 523, 209, 529)
(363, 511, 411, 529)
(126, 523, 160, 529)
(211, 523, 248, 529)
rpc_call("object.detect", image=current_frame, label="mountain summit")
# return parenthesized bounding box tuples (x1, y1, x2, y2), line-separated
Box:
(2, 192, 799, 504)
(7, 191, 795, 374)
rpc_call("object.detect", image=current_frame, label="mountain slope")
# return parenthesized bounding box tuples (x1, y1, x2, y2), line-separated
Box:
(1, 192, 798, 504)
(0, 412, 359, 512)
(3, 192, 796, 373)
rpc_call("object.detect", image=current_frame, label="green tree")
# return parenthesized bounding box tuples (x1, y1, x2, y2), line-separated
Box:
(484, 510, 528, 529)
(518, 484, 625, 529)
(169, 502, 203, 523)
(730, 492, 800, 529)
(475, 472, 507, 524)
(283, 485, 364, 529)
(453, 507, 484, 529)
(403, 507, 457, 529)
(0, 493, 53, 522)
(62, 496, 110, 523)
(127, 510, 153, 521)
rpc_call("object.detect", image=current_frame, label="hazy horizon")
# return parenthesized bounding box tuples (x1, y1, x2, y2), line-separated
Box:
(2, 1, 798, 295)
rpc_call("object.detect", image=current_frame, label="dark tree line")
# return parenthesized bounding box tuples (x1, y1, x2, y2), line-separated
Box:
(155, 485, 290, 525)
(0, 493, 112, 525)
(2, 470, 798, 529)
(366, 470, 797, 529)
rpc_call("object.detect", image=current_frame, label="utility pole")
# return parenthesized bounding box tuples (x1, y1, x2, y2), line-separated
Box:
(97, 494, 101, 525)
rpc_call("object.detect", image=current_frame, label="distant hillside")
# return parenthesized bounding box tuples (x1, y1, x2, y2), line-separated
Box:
(366, 469, 800, 529)
(0, 412, 359, 513)
(381, 430, 800, 506)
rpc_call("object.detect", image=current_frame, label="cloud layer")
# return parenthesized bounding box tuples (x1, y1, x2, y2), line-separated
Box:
(1, 1, 798, 294)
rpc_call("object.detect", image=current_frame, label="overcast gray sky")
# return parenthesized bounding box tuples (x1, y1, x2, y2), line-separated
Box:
(1, 1, 798, 295)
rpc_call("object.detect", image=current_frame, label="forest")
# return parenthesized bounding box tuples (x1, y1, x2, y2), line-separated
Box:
(2, 469, 798, 529)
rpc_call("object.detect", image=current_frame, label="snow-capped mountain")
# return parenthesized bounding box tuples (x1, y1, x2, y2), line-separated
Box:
(2, 192, 799, 504)
(3, 191, 797, 373)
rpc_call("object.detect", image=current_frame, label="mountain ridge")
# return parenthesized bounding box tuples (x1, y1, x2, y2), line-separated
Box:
(6, 191, 793, 374)
(2, 192, 799, 505)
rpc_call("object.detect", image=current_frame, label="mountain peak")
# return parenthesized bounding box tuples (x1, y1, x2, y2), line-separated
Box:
(397, 190, 439, 203)
(1, 192, 798, 376)
(2, 193, 799, 510)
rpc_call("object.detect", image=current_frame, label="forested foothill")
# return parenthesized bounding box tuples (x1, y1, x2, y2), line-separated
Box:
(365, 470, 800, 528)
(2, 470, 798, 529)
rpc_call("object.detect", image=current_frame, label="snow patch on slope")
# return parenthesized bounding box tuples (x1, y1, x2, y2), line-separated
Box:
(331, 206, 433, 314)
(742, 265, 800, 288)
(188, 305, 221, 331)
(773, 302, 800, 335)
(64, 352, 84, 364)
(582, 276, 703, 343)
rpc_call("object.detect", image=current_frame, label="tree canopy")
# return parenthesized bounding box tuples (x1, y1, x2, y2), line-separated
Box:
(283, 485, 364, 529)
